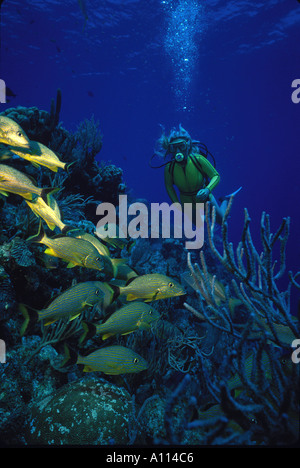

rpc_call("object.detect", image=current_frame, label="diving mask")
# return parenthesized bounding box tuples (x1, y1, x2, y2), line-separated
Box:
(168, 139, 190, 154)
(168, 138, 191, 163)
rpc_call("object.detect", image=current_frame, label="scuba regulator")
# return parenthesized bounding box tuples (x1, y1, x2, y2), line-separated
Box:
(168, 138, 191, 163)
(149, 137, 192, 168)
(149, 135, 216, 169)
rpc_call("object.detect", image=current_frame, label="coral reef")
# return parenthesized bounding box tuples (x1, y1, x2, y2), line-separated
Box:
(182, 201, 300, 445)
(25, 378, 135, 445)
(1, 89, 62, 146)
(0, 98, 299, 447)
(0, 91, 126, 224)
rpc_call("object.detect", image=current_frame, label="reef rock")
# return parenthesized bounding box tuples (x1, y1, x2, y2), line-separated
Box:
(25, 378, 134, 445)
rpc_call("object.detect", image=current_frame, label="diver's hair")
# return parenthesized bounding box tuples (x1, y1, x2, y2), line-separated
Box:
(154, 124, 200, 159)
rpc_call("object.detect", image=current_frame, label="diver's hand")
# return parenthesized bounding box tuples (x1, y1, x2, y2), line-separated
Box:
(196, 188, 210, 202)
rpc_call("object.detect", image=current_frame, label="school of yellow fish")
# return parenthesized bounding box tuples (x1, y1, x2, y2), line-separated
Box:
(0, 115, 186, 375)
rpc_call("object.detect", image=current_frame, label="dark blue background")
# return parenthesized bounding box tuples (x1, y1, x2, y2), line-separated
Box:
(1, 0, 299, 309)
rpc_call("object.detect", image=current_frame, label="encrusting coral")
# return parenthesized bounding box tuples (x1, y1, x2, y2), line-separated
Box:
(25, 378, 136, 445)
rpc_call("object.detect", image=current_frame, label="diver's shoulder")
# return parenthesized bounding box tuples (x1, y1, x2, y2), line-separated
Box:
(191, 152, 205, 159)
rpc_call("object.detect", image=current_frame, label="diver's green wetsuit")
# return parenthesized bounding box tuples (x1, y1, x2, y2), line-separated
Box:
(164, 153, 224, 224)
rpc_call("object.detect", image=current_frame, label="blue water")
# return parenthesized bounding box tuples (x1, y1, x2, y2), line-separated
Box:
(1, 0, 299, 308)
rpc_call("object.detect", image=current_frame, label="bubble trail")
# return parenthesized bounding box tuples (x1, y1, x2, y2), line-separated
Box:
(162, 0, 204, 111)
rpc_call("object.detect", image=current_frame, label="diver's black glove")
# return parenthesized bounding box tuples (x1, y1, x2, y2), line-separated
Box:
(196, 188, 210, 202)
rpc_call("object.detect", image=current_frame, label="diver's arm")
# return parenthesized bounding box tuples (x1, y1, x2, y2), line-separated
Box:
(196, 155, 220, 193)
(164, 165, 180, 204)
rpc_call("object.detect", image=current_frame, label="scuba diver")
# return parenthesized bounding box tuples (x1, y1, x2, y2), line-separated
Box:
(151, 125, 241, 225)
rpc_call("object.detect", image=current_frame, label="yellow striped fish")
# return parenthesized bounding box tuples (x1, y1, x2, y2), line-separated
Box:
(67, 229, 126, 278)
(0, 116, 30, 148)
(80, 302, 160, 343)
(111, 273, 185, 302)
(249, 316, 298, 347)
(227, 350, 272, 398)
(115, 264, 139, 281)
(20, 281, 105, 335)
(63, 344, 148, 374)
(181, 270, 242, 313)
(68, 229, 110, 256)
(94, 223, 135, 251)
(28, 224, 106, 270)
(93, 281, 118, 310)
(0, 163, 58, 201)
(194, 403, 245, 434)
(25, 192, 66, 231)
(9, 140, 70, 172)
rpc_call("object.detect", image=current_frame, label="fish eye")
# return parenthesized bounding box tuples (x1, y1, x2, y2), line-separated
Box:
(95, 289, 100, 295)
(133, 358, 139, 364)
(168, 282, 174, 288)
(17, 131, 23, 137)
